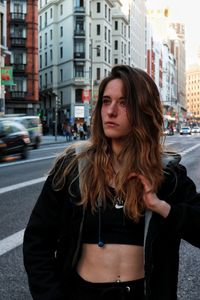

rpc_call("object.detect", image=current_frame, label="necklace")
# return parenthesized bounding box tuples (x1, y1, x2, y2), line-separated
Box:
(113, 192, 124, 209)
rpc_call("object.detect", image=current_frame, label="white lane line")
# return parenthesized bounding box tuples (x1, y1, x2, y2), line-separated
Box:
(180, 143, 200, 156)
(0, 155, 56, 168)
(0, 229, 25, 256)
(0, 177, 47, 195)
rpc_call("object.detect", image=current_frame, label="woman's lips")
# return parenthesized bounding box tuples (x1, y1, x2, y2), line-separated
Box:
(105, 122, 119, 127)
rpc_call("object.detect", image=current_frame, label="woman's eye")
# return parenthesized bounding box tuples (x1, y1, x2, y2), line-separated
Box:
(102, 98, 110, 104)
(119, 100, 127, 107)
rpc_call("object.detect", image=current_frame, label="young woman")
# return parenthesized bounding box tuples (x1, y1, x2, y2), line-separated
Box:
(23, 65, 200, 300)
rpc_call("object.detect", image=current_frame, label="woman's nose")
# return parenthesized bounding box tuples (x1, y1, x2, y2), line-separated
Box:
(107, 102, 117, 116)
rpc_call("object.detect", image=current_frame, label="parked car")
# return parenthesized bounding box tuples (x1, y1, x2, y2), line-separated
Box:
(0, 119, 30, 160)
(191, 126, 200, 133)
(179, 126, 191, 135)
(2, 115, 42, 149)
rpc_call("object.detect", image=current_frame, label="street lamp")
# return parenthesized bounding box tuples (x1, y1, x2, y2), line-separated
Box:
(90, 39, 100, 114)
(52, 91, 60, 142)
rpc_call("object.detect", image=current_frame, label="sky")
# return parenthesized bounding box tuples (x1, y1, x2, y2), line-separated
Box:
(168, 0, 200, 67)
(122, 0, 200, 67)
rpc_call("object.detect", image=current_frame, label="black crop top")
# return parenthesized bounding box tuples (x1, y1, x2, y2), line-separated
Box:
(82, 191, 145, 247)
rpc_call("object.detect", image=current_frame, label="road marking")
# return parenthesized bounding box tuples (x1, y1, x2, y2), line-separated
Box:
(180, 143, 200, 156)
(0, 229, 25, 256)
(0, 155, 56, 168)
(0, 177, 47, 195)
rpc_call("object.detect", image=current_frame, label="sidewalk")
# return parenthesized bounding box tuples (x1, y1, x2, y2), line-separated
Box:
(41, 134, 69, 145)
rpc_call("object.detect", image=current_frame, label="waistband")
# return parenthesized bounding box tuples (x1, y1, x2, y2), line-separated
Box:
(72, 271, 144, 288)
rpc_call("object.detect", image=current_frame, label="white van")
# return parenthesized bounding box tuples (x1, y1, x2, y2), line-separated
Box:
(2, 115, 42, 149)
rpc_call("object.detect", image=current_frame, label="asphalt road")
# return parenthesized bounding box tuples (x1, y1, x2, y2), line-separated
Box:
(0, 135, 200, 300)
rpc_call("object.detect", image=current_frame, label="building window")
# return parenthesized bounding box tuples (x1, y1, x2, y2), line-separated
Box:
(74, 39, 85, 58)
(45, 73, 47, 86)
(104, 47, 107, 62)
(39, 16, 42, 30)
(114, 40, 118, 50)
(45, 32, 47, 46)
(50, 8, 53, 18)
(75, 65, 84, 77)
(39, 36, 42, 48)
(97, 2, 100, 13)
(39, 54, 42, 68)
(60, 69, 63, 81)
(104, 26, 107, 41)
(108, 29, 110, 43)
(60, 4, 63, 15)
(60, 26, 63, 37)
(97, 68, 100, 80)
(45, 52, 47, 66)
(97, 24, 101, 35)
(75, 15, 85, 35)
(97, 45, 100, 56)
(60, 47, 63, 58)
(50, 29, 53, 40)
(114, 58, 118, 64)
(50, 49, 52, 61)
(105, 4, 107, 18)
(115, 21, 118, 30)
(50, 71, 53, 83)
(39, 75, 42, 88)
(75, 89, 82, 103)
(108, 8, 111, 22)
(45, 12, 47, 27)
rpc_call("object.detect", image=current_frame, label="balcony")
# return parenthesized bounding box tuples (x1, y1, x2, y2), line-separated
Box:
(74, 6, 85, 13)
(74, 52, 85, 59)
(10, 37, 26, 47)
(74, 29, 85, 36)
(13, 64, 26, 72)
(10, 13, 26, 21)
(10, 91, 27, 99)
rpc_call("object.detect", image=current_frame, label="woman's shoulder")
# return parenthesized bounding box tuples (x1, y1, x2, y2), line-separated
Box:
(162, 151, 181, 169)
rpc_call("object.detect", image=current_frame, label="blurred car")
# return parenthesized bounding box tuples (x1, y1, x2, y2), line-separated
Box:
(0, 119, 30, 160)
(2, 115, 42, 149)
(179, 126, 191, 135)
(191, 126, 200, 133)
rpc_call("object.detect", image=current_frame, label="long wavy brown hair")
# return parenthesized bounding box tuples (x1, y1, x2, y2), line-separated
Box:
(51, 65, 164, 221)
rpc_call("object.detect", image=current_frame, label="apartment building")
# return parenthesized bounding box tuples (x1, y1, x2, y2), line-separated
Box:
(5, 0, 39, 114)
(39, 0, 130, 125)
(112, 0, 130, 66)
(0, 0, 9, 115)
(129, 0, 147, 69)
(186, 64, 200, 119)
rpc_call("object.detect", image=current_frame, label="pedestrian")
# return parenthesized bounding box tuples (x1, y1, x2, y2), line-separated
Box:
(23, 65, 200, 300)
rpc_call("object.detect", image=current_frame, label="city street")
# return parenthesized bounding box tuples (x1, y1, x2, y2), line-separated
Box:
(0, 135, 200, 299)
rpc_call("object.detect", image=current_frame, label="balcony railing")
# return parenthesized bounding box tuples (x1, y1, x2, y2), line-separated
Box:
(11, 13, 26, 21)
(74, 6, 85, 13)
(74, 29, 85, 36)
(10, 37, 26, 47)
(74, 52, 85, 59)
(13, 64, 26, 72)
(10, 91, 26, 99)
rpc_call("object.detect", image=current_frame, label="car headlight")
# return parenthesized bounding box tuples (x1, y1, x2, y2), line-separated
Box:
(0, 139, 6, 148)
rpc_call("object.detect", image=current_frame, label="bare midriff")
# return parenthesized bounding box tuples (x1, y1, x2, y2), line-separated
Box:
(76, 243, 144, 283)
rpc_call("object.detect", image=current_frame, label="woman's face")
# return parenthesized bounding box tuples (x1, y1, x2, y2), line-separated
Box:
(101, 79, 131, 151)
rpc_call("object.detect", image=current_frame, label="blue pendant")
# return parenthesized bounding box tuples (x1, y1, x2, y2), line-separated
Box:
(98, 241, 104, 248)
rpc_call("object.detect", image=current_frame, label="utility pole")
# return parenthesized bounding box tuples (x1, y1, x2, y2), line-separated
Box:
(52, 91, 58, 141)
(90, 39, 100, 116)
(90, 38, 94, 115)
